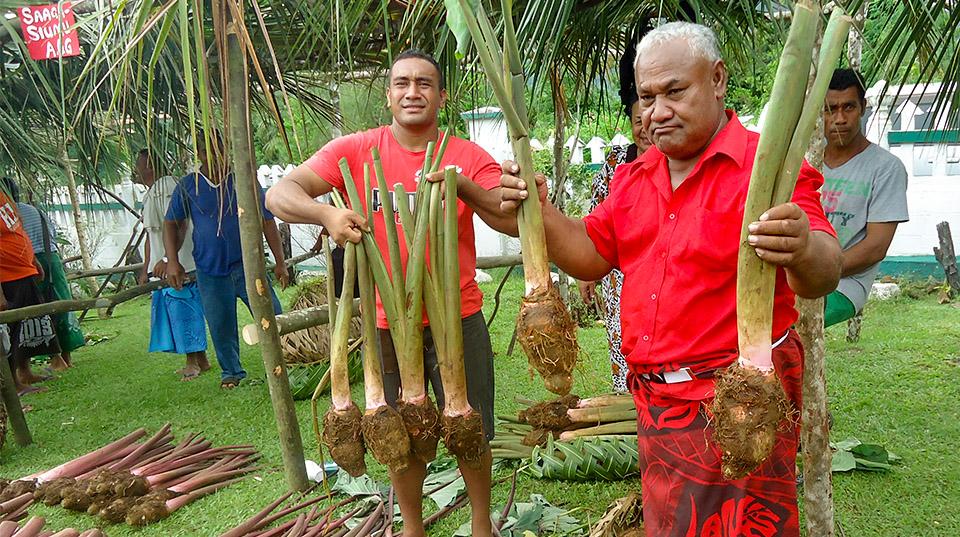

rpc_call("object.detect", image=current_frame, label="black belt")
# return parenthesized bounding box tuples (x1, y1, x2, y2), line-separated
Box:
(628, 366, 719, 388)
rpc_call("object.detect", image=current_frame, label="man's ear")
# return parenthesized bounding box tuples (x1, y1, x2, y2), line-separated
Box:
(439, 88, 448, 109)
(713, 60, 728, 100)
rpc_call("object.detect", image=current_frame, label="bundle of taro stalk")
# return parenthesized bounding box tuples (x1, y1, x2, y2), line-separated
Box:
(448, 0, 580, 395)
(316, 142, 488, 475)
(0, 424, 259, 527)
(494, 394, 636, 449)
(713, 4, 852, 479)
(0, 516, 107, 536)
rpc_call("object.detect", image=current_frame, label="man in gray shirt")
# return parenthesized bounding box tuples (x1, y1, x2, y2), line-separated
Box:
(821, 69, 909, 327)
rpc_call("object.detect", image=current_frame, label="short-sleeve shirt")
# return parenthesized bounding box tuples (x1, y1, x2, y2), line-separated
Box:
(0, 190, 39, 283)
(144, 175, 197, 273)
(822, 143, 908, 312)
(16, 202, 57, 254)
(583, 111, 836, 400)
(165, 172, 274, 277)
(304, 126, 502, 329)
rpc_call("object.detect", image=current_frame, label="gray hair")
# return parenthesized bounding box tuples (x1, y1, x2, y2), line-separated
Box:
(634, 22, 722, 69)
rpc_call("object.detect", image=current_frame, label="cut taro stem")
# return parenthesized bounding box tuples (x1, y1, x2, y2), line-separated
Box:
(50, 528, 81, 537)
(12, 516, 44, 536)
(435, 168, 487, 466)
(319, 242, 366, 477)
(216, 491, 293, 537)
(32, 429, 147, 483)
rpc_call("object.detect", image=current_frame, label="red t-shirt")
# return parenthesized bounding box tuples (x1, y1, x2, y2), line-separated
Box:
(583, 112, 836, 399)
(0, 190, 39, 283)
(304, 126, 501, 328)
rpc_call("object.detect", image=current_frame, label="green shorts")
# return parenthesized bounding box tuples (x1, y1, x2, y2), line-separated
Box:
(824, 290, 857, 328)
(376, 310, 495, 441)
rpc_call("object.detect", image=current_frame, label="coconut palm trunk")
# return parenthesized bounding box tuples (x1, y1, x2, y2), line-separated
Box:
(224, 1, 308, 492)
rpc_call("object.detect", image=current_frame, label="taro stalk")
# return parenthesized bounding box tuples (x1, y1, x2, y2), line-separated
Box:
(713, 1, 850, 480)
(433, 167, 487, 466)
(332, 143, 450, 464)
(319, 242, 367, 477)
(449, 0, 578, 395)
(356, 167, 413, 474)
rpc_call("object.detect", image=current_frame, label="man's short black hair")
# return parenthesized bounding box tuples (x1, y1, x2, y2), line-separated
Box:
(1, 176, 20, 202)
(390, 49, 445, 90)
(829, 68, 867, 104)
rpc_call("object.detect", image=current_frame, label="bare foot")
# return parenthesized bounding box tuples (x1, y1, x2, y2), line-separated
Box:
(196, 355, 211, 373)
(50, 355, 70, 372)
(17, 370, 53, 385)
(180, 365, 202, 381)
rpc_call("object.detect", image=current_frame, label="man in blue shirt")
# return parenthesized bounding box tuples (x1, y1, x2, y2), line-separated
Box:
(161, 134, 289, 389)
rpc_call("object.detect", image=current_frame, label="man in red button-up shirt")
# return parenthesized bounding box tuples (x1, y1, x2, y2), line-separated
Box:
(499, 22, 841, 537)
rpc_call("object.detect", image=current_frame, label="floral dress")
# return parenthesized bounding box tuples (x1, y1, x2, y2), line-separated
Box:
(589, 144, 637, 393)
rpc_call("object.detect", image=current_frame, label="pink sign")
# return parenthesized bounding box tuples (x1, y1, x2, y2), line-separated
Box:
(18, 3, 81, 60)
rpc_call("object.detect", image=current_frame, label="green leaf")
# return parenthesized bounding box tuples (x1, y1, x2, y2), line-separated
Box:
(854, 458, 893, 472)
(832, 438, 862, 451)
(443, 0, 474, 58)
(832, 450, 857, 472)
(851, 443, 890, 464)
(332, 472, 382, 496)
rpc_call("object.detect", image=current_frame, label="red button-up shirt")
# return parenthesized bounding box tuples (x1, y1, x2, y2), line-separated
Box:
(584, 112, 835, 399)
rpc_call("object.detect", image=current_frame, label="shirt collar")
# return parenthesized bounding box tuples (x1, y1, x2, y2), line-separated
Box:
(637, 110, 749, 171)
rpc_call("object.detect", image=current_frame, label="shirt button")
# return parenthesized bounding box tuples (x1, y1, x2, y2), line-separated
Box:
(650, 293, 657, 300)
(642, 335, 650, 341)
(669, 213, 676, 220)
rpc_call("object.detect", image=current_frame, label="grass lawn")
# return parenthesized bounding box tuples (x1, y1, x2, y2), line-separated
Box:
(2, 269, 959, 536)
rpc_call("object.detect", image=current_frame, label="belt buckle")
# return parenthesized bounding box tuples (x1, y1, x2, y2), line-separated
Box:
(662, 367, 694, 384)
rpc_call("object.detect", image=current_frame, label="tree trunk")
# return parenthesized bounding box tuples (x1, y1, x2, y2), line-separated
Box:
(799, 33, 834, 534)
(61, 143, 97, 292)
(224, 5, 309, 492)
(847, 1, 868, 71)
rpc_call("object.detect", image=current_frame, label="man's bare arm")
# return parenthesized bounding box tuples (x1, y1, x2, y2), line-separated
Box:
(499, 163, 613, 281)
(840, 222, 898, 277)
(265, 164, 366, 245)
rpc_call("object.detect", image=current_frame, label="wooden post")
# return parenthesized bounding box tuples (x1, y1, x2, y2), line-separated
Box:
(934, 222, 960, 298)
(224, 5, 309, 492)
(0, 330, 32, 446)
(279, 223, 296, 285)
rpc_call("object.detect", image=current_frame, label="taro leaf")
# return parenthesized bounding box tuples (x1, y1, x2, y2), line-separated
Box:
(454, 521, 471, 536)
(831, 450, 857, 472)
(508, 500, 546, 534)
(333, 472, 382, 496)
(853, 458, 893, 472)
(428, 476, 466, 509)
(530, 494, 583, 533)
(832, 438, 862, 451)
(851, 443, 890, 464)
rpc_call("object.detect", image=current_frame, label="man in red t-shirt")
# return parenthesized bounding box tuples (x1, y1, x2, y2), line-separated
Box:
(500, 23, 841, 536)
(267, 50, 508, 537)
(1, 184, 61, 395)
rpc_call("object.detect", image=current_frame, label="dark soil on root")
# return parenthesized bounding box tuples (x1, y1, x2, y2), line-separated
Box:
(125, 498, 169, 526)
(518, 394, 580, 430)
(323, 404, 366, 477)
(362, 406, 411, 474)
(442, 411, 487, 468)
(709, 362, 794, 480)
(517, 287, 579, 396)
(0, 479, 36, 502)
(522, 428, 551, 447)
(35, 477, 77, 506)
(100, 496, 140, 523)
(112, 472, 149, 497)
(397, 399, 441, 464)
